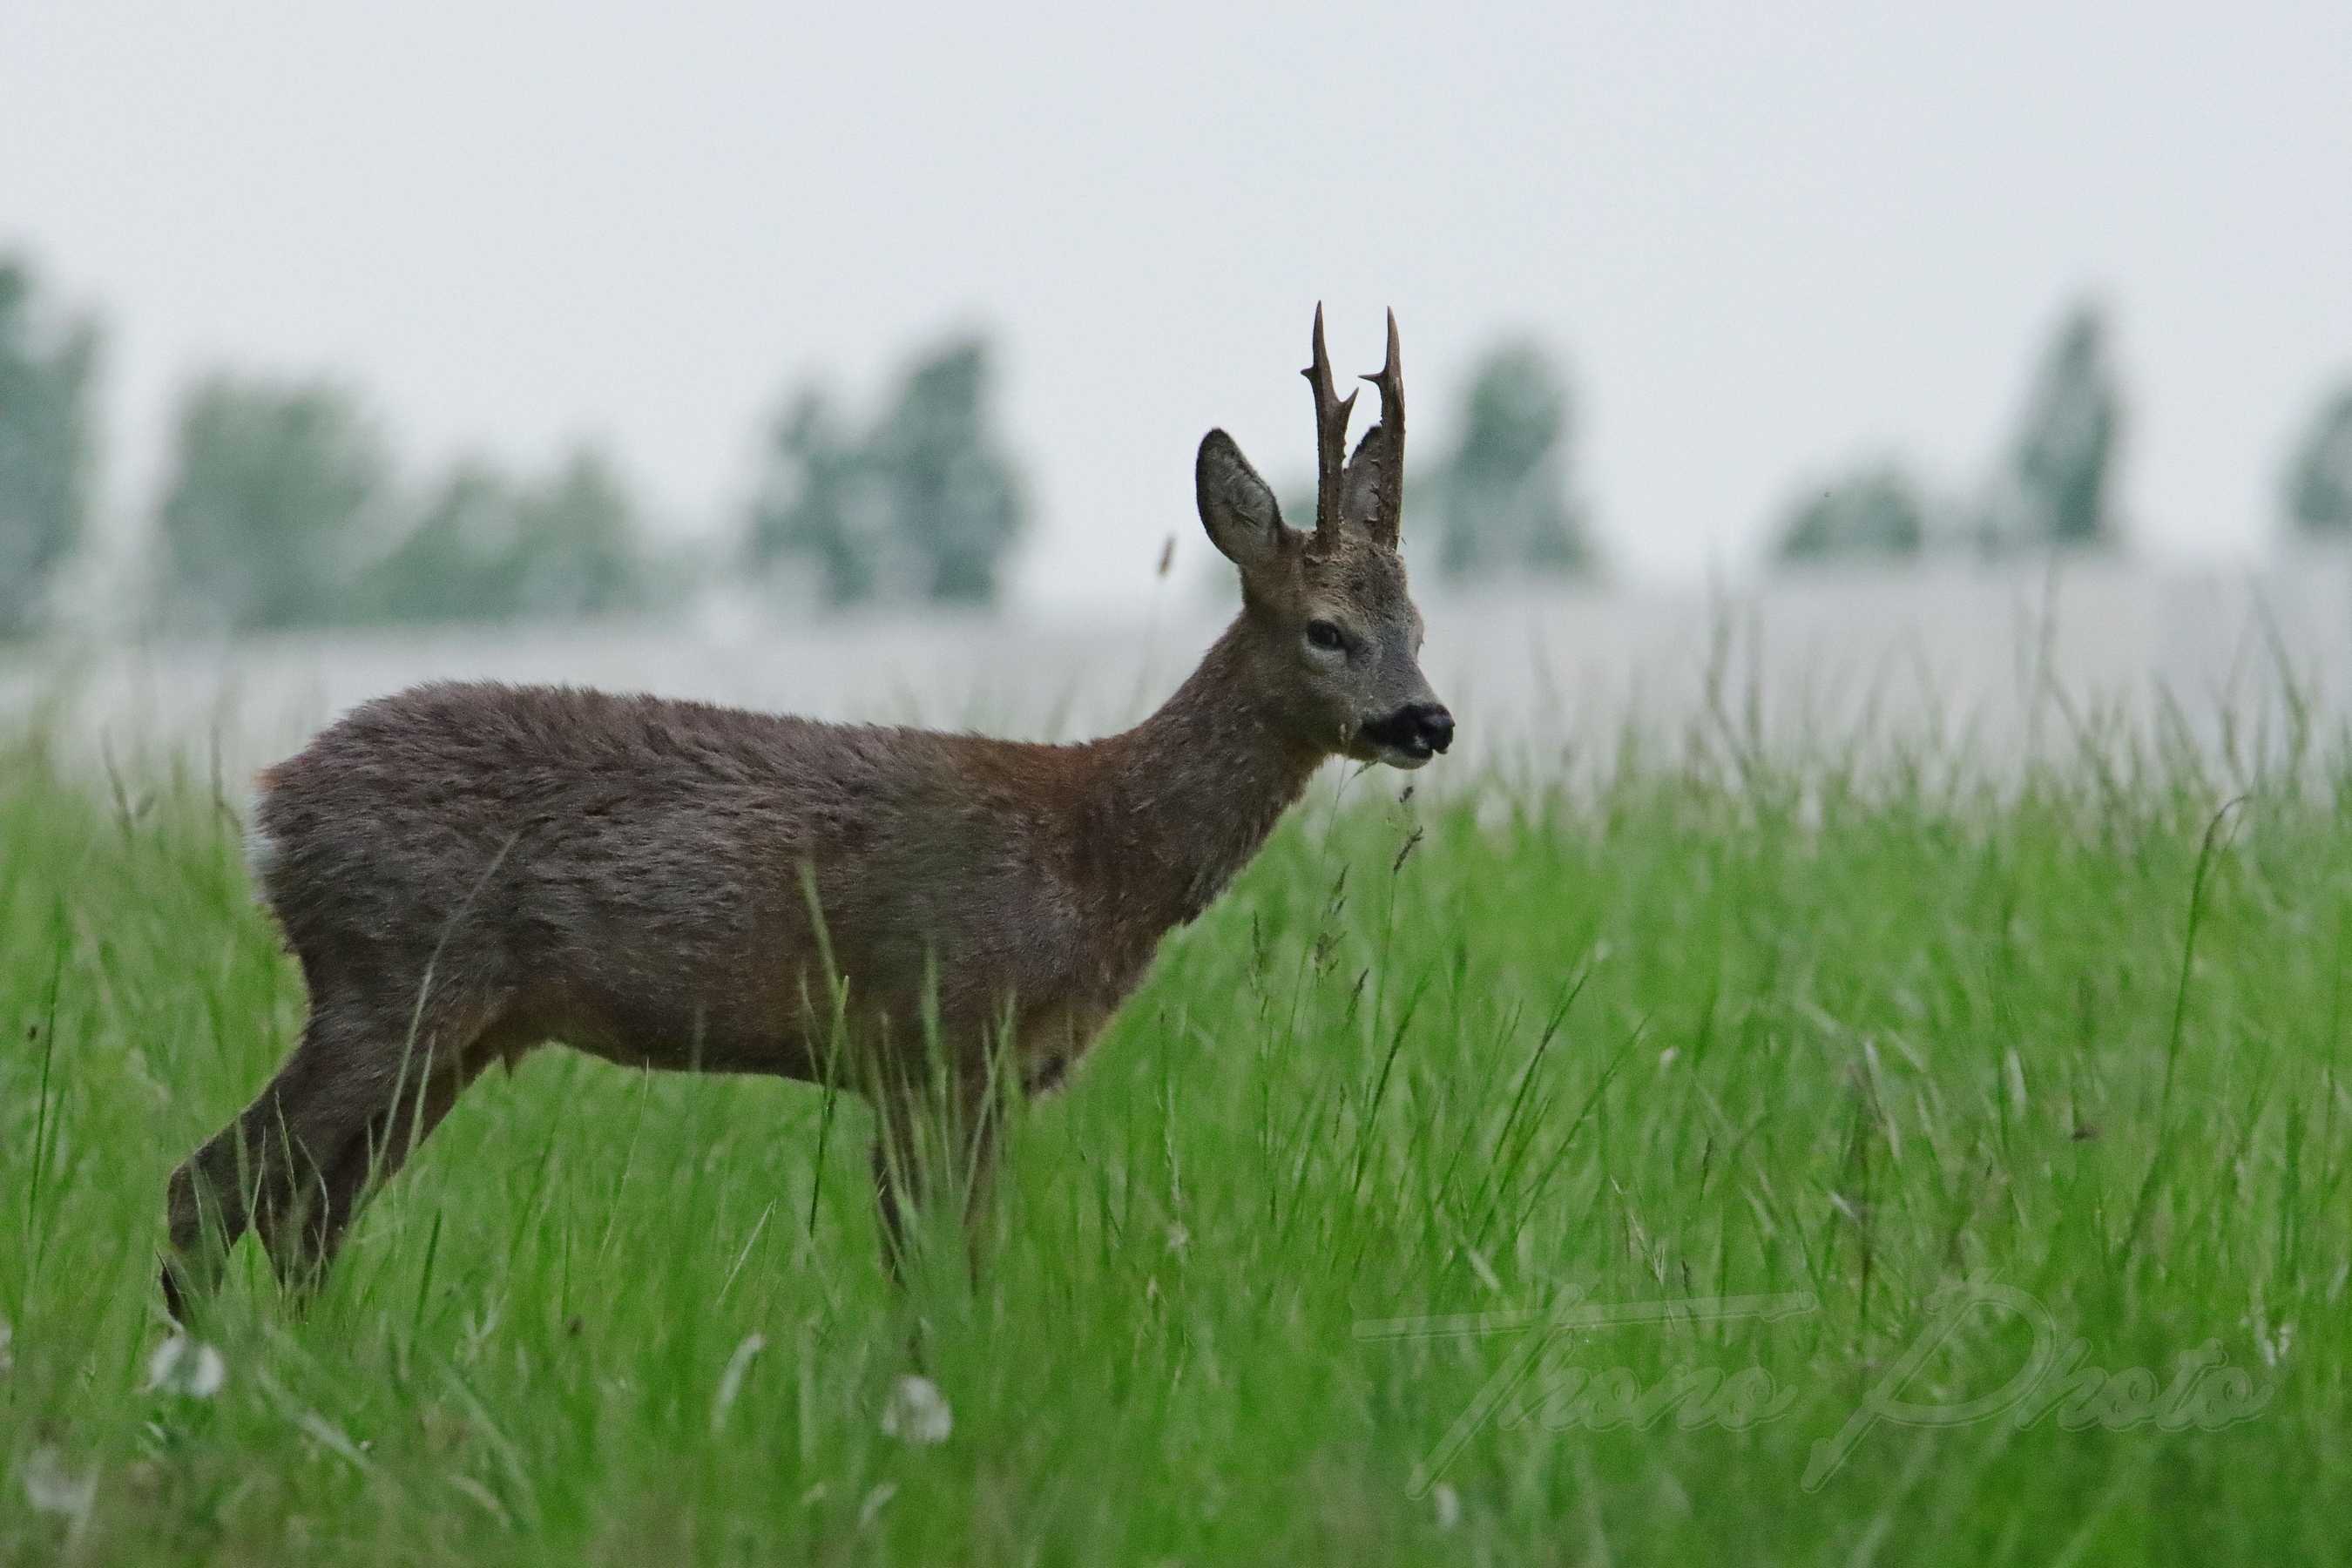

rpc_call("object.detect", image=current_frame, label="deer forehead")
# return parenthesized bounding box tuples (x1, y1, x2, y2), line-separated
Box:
(1295, 541, 1414, 615)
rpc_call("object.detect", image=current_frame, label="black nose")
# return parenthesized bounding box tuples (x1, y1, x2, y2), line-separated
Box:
(1409, 702, 1454, 754)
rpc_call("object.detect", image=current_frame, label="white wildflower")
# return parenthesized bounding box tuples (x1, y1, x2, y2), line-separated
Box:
(1432, 1482, 1462, 1532)
(857, 1481, 898, 1528)
(145, 1335, 226, 1400)
(20, 1445, 95, 1523)
(879, 1374, 952, 1446)
(0, 1316, 12, 1377)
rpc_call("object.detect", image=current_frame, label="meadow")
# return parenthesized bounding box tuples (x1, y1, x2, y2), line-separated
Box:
(3, 713, 2347, 1564)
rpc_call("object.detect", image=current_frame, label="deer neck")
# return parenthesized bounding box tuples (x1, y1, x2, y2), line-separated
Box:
(1085, 616, 1326, 930)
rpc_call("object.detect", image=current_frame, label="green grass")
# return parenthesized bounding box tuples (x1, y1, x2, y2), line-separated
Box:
(3, 721, 2348, 1564)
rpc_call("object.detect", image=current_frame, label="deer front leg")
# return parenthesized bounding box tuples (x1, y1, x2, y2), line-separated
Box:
(868, 1070, 1001, 1288)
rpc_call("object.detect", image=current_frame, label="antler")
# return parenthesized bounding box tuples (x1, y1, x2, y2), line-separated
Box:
(1301, 303, 1358, 542)
(1358, 308, 1404, 548)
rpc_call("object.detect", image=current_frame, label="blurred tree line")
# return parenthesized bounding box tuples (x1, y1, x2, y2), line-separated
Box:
(9, 247, 2352, 640)
(1773, 301, 2126, 564)
(145, 377, 671, 635)
(1761, 301, 2352, 569)
(745, 337, 1026, 606)
(0, 259, 97, 639)
(0, 253, 1041, 639)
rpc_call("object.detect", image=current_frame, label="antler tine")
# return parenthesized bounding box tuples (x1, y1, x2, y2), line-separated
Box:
(1301, 302, 1357, 539)
(1358, 308, 1405, 547)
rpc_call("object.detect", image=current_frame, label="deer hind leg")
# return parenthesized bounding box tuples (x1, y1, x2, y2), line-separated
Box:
(162, 990, 503, 1317)
(273, 1041, 499, 1299)
(164, 1001, 365, 1319)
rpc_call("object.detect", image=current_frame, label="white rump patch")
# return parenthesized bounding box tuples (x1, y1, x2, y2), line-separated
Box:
(244, 818, 282, 888)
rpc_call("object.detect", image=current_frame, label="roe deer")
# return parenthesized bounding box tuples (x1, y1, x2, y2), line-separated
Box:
(161, 307, 1453, 1316)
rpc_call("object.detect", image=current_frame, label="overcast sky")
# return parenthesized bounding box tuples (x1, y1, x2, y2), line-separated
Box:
(4, 1, 2348, 611)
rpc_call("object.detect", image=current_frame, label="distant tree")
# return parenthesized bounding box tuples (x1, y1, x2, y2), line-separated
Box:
(1773, 463, 1929, 564)
(1426, 342, 1593, 580)
(2282, 381, 2352, 537)
(747, 334, 1027, 607)
(747, 389, 886, 605)
(506, 447, 645, 617)
(354, 445, 652, 625)
(349, 460, 523, 625)
(157, 375, 389, 632)
(1995, 301, 2122, 550)
(0, 257, 98, 639)
(873, 340, 1025, 604)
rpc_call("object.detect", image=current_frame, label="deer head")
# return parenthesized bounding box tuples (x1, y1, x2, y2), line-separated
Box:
(1193, 306, 1454, 768)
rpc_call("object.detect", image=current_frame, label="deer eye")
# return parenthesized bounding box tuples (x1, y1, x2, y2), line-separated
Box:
(1305, 619, 1347, 653)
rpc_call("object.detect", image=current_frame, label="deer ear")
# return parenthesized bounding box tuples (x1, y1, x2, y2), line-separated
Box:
(1340, 422, 1390, 531)
(1195, 429, 1288, 574)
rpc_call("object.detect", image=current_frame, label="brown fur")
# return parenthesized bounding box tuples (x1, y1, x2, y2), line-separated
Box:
(160, 310, 1451, 1313)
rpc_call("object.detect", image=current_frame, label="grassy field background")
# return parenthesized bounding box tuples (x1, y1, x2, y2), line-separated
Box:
(3, 719, 2347, 1564)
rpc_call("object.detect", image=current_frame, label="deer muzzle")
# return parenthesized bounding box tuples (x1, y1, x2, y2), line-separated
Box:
(1362, 701, 1455, 768)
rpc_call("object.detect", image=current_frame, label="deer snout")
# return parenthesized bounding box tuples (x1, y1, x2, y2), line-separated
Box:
(1411, 703, 1455, 754)
(1362, 700, 1456, 767)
